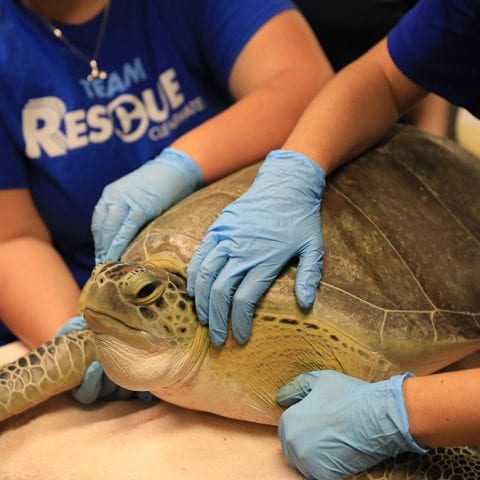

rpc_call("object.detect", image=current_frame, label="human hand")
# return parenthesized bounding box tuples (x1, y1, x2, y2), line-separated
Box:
(57, 316, 153, 404)
(187, 150, 325, 347)
(276, 371, 428, 480)
(92, 148, 203, 263)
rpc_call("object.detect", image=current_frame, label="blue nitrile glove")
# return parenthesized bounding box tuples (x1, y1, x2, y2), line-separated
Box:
(92, 147, 203, 263)
(276, 371, 429, 480)
(56, 316, 153, 404)
(187, 150, 325, 347)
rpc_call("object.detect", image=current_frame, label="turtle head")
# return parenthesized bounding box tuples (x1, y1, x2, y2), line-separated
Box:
(82, 261, 209, 391)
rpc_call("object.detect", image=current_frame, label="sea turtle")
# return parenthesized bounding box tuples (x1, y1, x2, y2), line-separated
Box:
(0, 124, 479, 478)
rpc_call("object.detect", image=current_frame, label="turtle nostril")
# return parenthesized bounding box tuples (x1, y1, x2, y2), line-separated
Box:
(136, 283, 158, 299)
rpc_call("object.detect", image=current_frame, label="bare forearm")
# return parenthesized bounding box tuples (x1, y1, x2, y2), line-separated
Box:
(170, 9, 332, 182)
(283, 40, 427, 174)
(0, 237, 80, 347)
(404, 368, 480, 447)
(283, 64, 398, 174)
(172, 66, 331, 182)
(403, 93, 451, 137)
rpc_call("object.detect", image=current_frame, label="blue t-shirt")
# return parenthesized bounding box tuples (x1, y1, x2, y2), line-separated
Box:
(387, 0, 480, 118)
(0, 0, 294, 289)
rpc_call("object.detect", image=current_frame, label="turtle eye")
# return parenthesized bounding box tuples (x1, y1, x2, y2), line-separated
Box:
(137, 283, 156, 298)
(133, 281, 165, 303)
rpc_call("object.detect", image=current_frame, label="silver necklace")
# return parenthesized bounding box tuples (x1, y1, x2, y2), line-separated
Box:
(39, 2, 111, 81)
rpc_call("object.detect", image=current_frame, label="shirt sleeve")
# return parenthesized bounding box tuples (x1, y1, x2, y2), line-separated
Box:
(192, 0, 296, 89)
(387, 0, 480, 117)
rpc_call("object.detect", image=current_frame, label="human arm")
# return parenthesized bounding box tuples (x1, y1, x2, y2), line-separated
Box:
(276, 368, 480, 479)
(186, 37, 428, 346)
(171, 8, 333, 182)
(404, 367, 480, 447)
(0, 190, 150, 401)
(0, 189, 80, 348)
(282, 37, 427, 174)
(403, 93, 451, 137)
(92, 8, 333, 263)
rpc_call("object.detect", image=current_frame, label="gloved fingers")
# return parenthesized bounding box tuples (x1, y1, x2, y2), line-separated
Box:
(56, 315, 88, 336)
(295, 241, 324, 309)
(92, 200, 130, 262)
(72, 360, 103, 404)
(97, 374, 130, 400)
(136, 391, 155, 403)
(91, 200, 107, 255)
(208, 262, 245, 347)
(74, 362, 152, 403)
(230, 264, 282, 345)
(275, 371, 322, 407)
(280, 413, 347, 480)
(283, 448, 318, 480)
(192, 247, 229, 325)
(103, 206, 149, 262)
(186, 234, 218, 298)
(91, 200, 111, 263)
(278, 419, 316, 480)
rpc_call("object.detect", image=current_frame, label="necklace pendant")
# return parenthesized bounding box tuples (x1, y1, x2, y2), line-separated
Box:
(87, 59, 107, 81)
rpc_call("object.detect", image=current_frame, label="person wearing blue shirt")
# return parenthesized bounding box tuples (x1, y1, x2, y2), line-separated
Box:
(187, 0, 480, 478)
(0, 0, 332, 399)
(0, 0, 331, 344)
(294, 0, 453, 137)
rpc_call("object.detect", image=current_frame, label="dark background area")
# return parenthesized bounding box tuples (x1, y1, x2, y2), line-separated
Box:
(293, 1, 457, 139)
(294, 0, 417, 71)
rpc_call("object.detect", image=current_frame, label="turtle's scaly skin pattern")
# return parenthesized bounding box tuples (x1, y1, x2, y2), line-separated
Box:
(1, 126, 480, 479)
(0, 331, 96, 421)
(84, 261, 398, 425)
(352, 447, 480, 479)
(80, 125, 480, 479)
(81, 126, 480, 425)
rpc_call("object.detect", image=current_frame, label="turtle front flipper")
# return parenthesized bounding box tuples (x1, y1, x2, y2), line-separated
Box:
(0, 330, 97, 421)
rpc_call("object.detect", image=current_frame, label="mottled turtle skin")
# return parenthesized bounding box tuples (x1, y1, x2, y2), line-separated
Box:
(0, 125, 479, 479)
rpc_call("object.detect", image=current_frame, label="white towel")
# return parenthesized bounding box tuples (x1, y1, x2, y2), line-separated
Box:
(0, 342, 301, 480)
